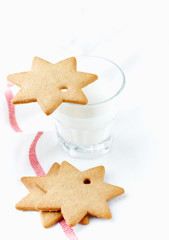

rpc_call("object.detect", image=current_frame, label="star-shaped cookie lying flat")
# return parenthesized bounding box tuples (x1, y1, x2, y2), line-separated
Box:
(16, 163, 62, 228)
(15, 162, 89, 228)
(36, 161, 125, 227)
(7, 57, 98, 115)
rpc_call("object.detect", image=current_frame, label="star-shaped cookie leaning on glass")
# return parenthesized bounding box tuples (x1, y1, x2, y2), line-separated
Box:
(35, 161, 125, 227)
(7, 57, 98, 115)
(15, 162, 89, 228)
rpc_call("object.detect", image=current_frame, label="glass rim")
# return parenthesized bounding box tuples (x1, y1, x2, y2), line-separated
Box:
(63, 55, 125, 108)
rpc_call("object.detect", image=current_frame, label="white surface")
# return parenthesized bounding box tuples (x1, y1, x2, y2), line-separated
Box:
(0, 0, 169, 239)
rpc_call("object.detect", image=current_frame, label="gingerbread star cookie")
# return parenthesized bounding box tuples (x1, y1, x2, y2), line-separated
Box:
(16, 163, 62, 228)
(15, 162, 60, 211)
(16, 162, 89, 228)
(36, 161, 125, 227)
(7, 57, 98, 115)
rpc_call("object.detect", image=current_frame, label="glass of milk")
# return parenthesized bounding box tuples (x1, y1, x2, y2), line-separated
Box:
(52, 55, 125, 159)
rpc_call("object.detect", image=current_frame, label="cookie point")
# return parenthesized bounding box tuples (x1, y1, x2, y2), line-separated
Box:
(80, 97, 88, 105)
(45, 111, 51, 116)
(43, 108, 54, 116)
(52, 162, 60, 167)
(121, 187, 125, 194)
(11, 99, 16, 104)
(70, 56, 76, 62)
(21, 177, 25, 183)
(15, 203, 21, 210)
(97, 165, 105, 174)
(61, 161, 68, 166)
(84, 99, 88, 105)
(65, 219, 76, 227)
(33, 56, 38, 60)
(94, 74, 98, 80)
(7, 74, 11, 81)
(100, 165, 105, 170)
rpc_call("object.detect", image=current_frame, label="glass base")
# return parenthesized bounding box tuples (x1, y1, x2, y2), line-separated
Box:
(56, 131, 112, 159)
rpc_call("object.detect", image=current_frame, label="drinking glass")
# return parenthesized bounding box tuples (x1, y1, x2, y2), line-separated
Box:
(52, 55, 125, 158)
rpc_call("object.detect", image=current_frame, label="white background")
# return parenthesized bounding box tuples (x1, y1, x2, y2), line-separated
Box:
(0, 0, 169, 239)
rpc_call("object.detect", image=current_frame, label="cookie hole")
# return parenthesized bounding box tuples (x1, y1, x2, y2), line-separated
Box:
(60, 87, 68, 92)
(83, 178, 91, 184)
